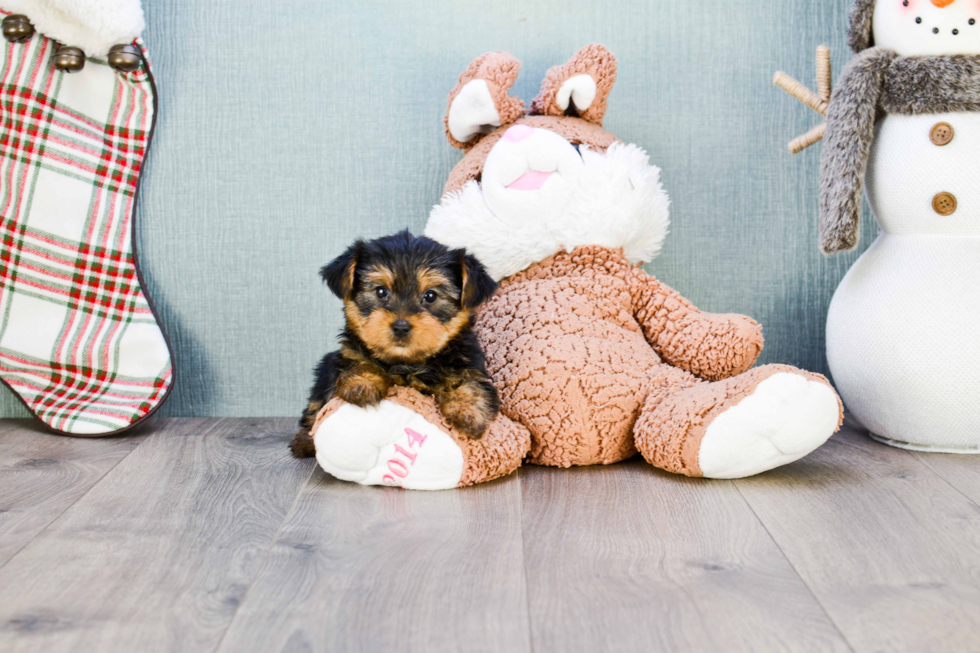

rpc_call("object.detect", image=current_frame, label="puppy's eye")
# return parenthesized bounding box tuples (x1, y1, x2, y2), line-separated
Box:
(422, 290, 438, 304)
(375, 287, 389, 300)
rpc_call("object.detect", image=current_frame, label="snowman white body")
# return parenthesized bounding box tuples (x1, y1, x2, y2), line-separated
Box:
(826, 1, 980, 451)
(828, 112, 980, 451)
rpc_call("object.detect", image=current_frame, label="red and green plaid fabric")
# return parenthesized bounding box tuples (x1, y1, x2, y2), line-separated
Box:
(0, 24, 172, 435)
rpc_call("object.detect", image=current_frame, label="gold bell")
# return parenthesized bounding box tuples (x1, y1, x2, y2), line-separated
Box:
(54, 45, 86, 73)
(108, 44, 142, 73)
(2, 14, 34, 43)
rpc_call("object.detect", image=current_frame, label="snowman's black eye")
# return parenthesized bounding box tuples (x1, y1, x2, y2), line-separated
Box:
(953, 29, 960, 35)
(903, 0, 908, 6)
(933, 27, 940, 33)
(916, 17, 922, 23)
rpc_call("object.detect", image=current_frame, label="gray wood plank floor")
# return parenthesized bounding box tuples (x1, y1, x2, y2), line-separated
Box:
(0, 421, 142, 568)
(1, 417, 979, 653)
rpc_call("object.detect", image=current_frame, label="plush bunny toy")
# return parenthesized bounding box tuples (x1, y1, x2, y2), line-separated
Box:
(818, 1, 980, 451)
(311, 45, 843, 490)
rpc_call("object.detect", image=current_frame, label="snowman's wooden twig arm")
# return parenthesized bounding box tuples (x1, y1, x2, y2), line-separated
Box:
(817, 45, 832, 102)
(789, 122, 827, 154)
(773, 46, 832, 153)
(773, 71, 827, 115)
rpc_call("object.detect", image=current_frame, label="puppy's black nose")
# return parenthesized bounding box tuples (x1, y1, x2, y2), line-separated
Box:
(391, 319, 413, 338)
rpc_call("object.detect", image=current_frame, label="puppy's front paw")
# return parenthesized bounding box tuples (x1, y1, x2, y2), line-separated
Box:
(336, 372, 389, 407)
(443, 403, 490, 439)
(438, 383, 497, 439)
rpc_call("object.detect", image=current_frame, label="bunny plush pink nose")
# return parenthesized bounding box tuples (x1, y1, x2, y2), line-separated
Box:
(504, 124, 534, 142)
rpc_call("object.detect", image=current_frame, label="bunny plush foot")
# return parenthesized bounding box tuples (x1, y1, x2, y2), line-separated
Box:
(314, 400, 464, 490)
(311, 387, 530, 490)
(635, 365, 843, 479)
(696, 370, 842, 478)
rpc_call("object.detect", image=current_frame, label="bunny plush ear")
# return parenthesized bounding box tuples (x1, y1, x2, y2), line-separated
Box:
(444, 52, 526, 150)
(530, 44, 617, 125)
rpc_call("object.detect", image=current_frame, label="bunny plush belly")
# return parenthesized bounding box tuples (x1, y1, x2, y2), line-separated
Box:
(827, 234, 980, 451)
(475, 251, 666, 468)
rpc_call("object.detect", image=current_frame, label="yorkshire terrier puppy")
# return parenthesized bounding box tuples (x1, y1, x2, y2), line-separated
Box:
(290, 230, 500, 459)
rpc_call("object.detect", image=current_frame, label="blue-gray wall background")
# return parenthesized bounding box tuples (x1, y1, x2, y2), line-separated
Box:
(1, 0, 877, 418)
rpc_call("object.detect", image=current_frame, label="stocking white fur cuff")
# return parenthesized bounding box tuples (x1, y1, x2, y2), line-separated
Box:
(3, 0, 144, 57)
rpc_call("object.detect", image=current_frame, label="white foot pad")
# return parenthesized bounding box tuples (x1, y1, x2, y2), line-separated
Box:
(313, 401, 465, 491)
(698, 373, 839, 479)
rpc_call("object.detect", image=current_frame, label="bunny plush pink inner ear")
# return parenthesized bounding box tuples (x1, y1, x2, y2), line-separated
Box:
(444, 52, 527, 150)
(529, 44, 617, 126)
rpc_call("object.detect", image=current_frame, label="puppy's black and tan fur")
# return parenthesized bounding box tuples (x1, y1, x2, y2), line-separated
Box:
(290, 231, 500, 458)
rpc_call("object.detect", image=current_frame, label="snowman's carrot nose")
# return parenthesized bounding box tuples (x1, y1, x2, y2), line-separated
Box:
(931, 0, 956, 7)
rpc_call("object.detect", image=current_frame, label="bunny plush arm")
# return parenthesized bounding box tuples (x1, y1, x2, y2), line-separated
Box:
(628, 267, 763, 382)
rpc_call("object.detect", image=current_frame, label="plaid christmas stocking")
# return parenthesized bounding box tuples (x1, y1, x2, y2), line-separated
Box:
(0, 1, 172, 435)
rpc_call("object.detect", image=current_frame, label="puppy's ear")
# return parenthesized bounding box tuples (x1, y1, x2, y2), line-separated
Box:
(457, 251, 498, 309)
(320, 242, 363, 300)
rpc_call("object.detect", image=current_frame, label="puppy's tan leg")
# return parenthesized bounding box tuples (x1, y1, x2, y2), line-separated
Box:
(291, 400, 325, 459)
(335, 366, 392, 407)
(290, 428, 316, 458)
(436, 378, 499, 439)
(300, 399, 325, 430)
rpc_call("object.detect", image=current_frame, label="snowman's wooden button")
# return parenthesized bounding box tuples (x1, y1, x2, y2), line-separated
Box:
(933, 192, 958, 216)
(930, 122, 954, 146)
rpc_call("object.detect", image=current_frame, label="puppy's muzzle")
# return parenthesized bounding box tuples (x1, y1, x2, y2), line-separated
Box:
(391, 319, 413, 339)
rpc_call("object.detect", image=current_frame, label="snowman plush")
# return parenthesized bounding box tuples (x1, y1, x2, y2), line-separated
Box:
(812, 0, 980, 451)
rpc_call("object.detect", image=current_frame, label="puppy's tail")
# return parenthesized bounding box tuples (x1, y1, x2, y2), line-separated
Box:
(290, 429, 317, 458)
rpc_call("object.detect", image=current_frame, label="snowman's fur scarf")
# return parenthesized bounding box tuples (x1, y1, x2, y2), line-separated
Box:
(849, 0, 877, 53)
(819, 48, 893, 254)
(820, 48, 980, 254)
(2, 0, 144, 57)
(881, 54, 980, 114)
(425, 141, 671, 282)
